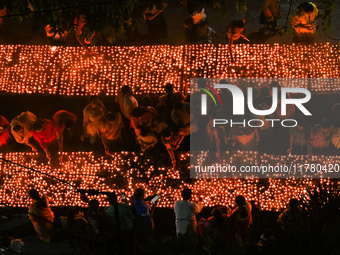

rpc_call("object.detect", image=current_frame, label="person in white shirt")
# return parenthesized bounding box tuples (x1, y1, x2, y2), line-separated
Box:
(115, 86, 138, 119)
(174, 188, 203, 236)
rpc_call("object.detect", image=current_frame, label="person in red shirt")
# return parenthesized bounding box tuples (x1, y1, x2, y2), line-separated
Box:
(31, 119, 58, 160)
(0, 116, 11, 148)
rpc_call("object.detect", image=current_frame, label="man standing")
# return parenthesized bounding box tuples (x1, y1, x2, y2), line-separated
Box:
(174, 188, 203, 236)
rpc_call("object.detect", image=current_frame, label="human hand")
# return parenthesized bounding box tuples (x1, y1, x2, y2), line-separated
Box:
(28, 0, 35, 11)
(242, 35, 250, 42)
(172, 159, 176, 167)
(287, 147, 292, 154)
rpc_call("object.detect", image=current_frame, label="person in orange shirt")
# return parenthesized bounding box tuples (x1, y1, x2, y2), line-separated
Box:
(28, 189, 54, 243)
(52, 110, 77, 162)
(292, 2, 318, 44)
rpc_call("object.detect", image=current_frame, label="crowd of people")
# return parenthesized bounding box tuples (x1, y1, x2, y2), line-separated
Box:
(226, 1, 318, 61)
(0, 2, 336, 255)
(0, 83, 190, 166)
(1, 186, 306, 254)
(180, 1, 319, 62)
(110, 0, 321, 62)
(133, 0, 314, 48)
(0, 110, 77, 162)
(0, 0, 322, 47)
(0, 81, 339, 167)
(0, 187, 256, 254)
(79, 83, 194, 167)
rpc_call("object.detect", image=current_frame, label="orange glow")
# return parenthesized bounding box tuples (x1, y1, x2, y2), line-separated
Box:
(0, 44, 339, 95)
(0, 151, 338, 211)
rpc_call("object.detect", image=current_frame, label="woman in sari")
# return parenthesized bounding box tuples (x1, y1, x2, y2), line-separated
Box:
(28, 189, 54, 242)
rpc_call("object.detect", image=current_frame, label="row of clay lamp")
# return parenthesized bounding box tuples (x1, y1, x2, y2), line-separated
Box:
(0, 151, 338, 211)
(0, 44, 339, 95)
